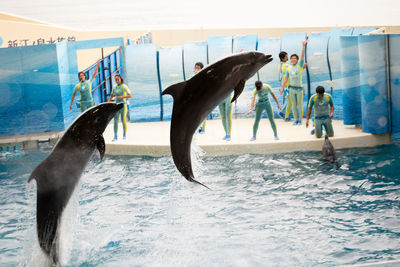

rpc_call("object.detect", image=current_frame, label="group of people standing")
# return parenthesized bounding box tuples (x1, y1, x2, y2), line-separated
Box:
(195, 39, 335, 141)
(70, 59, 131, 141)
(70, 39, 335, 142)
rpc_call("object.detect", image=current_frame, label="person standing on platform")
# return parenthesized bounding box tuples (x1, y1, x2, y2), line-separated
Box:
(194, 62, 207, 134)
(108, 74, 132, 141)
(247, 81, 281, 141)
(280, 39, 308, 125)
(306, 86, 334, 138)
(219, 94, 233, 141)
(278, 51, 292, 121)
(70, 60, 100, 112)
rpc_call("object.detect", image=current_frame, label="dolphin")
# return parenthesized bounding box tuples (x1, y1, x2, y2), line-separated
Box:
(162, 51, 273, 188)
(28, 102, 123, 265)
(322, 135, 338, 164)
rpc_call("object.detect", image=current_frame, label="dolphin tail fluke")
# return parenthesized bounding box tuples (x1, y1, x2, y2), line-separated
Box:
(187, 177, 211, 190)
(231, 80, 246, 103)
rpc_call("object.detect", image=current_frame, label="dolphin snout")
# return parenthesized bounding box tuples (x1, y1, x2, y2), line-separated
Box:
(263, 54, 273, 63)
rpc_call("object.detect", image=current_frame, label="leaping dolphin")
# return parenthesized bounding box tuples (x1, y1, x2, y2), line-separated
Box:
(162, 51, 273, 188)
(322, 135, 338, 164)
(28, 102, 123, 265)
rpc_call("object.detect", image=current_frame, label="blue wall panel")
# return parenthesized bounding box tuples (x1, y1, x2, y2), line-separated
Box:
(328, 28, 353, 120)
(340, 36, 362, 125)
(0, 47, 26, 135)
(358, 35, 390, 134)
(158, 46, 184, 121)
(306, 32, 336, 116)
(257, 38, 282, 112)
(21, 45, 64, 133)
(390, 34, 400, 142)
(232, 35, 258, 115)
(125, 44, 161, 122)
(183, 41, 208, 80)
(207, 36, 233, 118)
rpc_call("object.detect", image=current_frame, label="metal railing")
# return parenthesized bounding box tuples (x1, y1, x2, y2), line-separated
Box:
(83, 47, 123, 103)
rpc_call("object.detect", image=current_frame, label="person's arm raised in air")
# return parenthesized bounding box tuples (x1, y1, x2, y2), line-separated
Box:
(91, 60, 100, 80)
(300, 39, 308, 68)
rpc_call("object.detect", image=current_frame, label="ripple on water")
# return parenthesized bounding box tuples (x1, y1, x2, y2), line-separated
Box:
(0, 145, 399, 266)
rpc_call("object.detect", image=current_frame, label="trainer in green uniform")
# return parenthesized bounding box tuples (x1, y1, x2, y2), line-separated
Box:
(70, 60, 100, 112)
(280, 39, 308, 125)
(278, 51, 292, 121)
(108, 74, 132, 141)
(247, 81, 281, 141)
(219, 95, 233, 141)
(192, 62, 208, 134)
(306, 86, 334, 138)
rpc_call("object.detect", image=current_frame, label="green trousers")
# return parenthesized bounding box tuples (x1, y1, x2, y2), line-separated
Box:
(219, 98, 232, 136)
(281, 89, 292, 119)
(315, 117, 334, 138)
(253, 100, 277, 137)
(289, 88, 304, 121)
(80, 99, 95, 112)
(114, 104, 128, 137)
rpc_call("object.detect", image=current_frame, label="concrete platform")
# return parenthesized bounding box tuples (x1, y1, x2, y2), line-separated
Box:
(104, 119, 392, 156)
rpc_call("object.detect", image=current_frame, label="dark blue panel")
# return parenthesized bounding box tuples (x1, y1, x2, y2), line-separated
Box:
(358, 35, 389, 134)
(389, 34, 400, 141)
(232, 35, 259, 115)
(183, 41, 208, 80)
(158, 46, 184, 121)
(340, 36, 362, 125)
(125, 44, 161, 122)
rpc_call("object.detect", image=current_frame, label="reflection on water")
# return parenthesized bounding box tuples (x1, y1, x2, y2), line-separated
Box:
(0, 145, 399, 266)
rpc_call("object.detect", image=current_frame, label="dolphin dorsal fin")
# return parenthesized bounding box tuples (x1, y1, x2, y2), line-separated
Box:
(161, 81, 187, 102)
(96, 135, 106, 160)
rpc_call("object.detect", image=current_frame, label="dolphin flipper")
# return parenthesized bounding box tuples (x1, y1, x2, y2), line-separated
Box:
(96, 135, 106, 160)
(231, 80, 246, 103)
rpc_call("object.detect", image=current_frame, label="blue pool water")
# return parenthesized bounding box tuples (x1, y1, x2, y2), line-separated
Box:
(1, 145, 399, 266)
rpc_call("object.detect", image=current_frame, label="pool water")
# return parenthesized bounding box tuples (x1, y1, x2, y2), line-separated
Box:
(1, 144, 399, 266)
